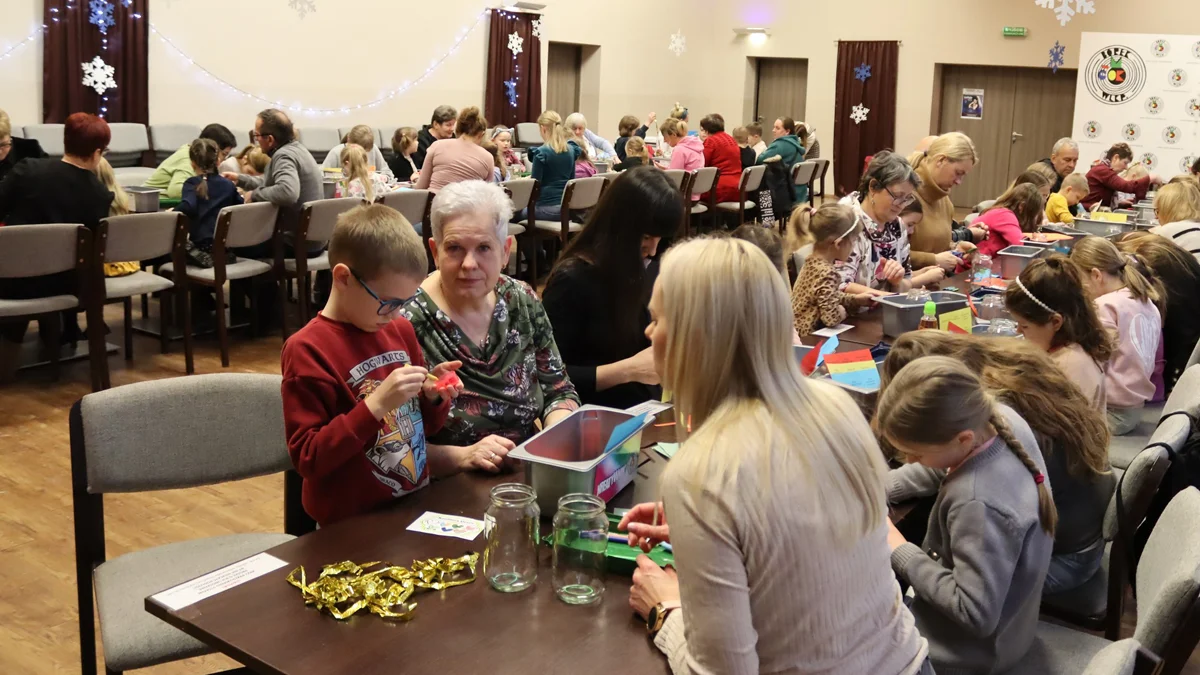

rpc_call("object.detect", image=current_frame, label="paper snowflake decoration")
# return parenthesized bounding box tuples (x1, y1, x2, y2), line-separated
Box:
(532, 19, 543, 39)
(1036, 0, 1096, 27)
(504, 78, 519, 107)
(88, 0, 115, 34)
(81, 56, 117, 96)
(668, 31, 686, 57)
(288, 0, 315, 19)
(120, 0, 132, 5)
(850, 103, 870, 125)
(508, 31, 524, 57)
(1048, 41, 1066, 73)
(854, 63, 872, 82)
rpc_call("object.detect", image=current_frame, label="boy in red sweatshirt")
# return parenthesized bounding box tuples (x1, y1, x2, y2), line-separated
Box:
(281, 203, 464, 525)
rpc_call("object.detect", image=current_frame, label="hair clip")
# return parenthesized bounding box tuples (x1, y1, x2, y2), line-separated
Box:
(1014, 277, 1055, 315)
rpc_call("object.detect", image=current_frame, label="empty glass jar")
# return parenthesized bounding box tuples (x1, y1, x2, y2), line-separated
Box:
(483, 483, 540, 593)
(552, 493, 608, 605)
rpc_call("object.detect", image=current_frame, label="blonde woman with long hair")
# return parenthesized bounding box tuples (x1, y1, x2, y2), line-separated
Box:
(882, 331, 1114, 595)
(619, 237, 931, 674)
(878, 356, 1054, 674)
(529, 111, 581, 221)
(907, 132, 979, 271)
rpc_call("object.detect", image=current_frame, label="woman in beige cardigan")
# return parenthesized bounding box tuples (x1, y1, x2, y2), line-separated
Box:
(908, 132, 980, 271)
(619, 237, 931, 675)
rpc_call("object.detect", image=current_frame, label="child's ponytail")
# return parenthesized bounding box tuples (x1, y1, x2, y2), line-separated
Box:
(1120, 252, 1165, 313)
(786, 205, 814, 252)
(188, 138, 220, 201)
(991, 410, 1058, 535)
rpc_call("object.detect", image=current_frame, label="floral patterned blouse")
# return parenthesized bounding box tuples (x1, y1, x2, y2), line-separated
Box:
(834, 192, 912, 291)
(402, 275, 581, 447)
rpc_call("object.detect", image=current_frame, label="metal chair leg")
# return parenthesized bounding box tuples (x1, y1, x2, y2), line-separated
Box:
(214, 283, 230, 368)
(122, 298, 133, 361)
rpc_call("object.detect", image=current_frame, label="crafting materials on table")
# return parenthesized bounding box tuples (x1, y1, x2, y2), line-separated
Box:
(406, 511, 486, 540)
(286, 554, 480, 620)
(822, 349, 882, 393)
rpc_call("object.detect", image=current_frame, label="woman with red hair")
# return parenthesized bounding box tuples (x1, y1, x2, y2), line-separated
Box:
(0, 113, 115, 377)
(699, 114, 743, 207)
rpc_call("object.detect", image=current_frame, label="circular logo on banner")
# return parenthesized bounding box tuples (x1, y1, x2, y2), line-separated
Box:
(1183, 156, 1198, 173)
(1152, 39, 1171, 57)
(1141, 153, 1158, 170)
(1122, 123, 1141, 141)
(1193, 41, 1200, 59)
(1163, 126, 1182, 144)
(1169, 69, 1188, 87)
(1145, 97, 1163, 114)
(1086, 45, 1147, 104)
(1187, 99, 1200, 118)
(1084, 121, 1102, 138)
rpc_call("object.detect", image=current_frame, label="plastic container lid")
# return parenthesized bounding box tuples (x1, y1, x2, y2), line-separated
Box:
(923, 301, 936, 315)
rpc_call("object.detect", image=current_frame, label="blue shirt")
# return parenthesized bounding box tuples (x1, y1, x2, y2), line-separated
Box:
(178, 173, 242, 245)
(530, 143, 580, 206)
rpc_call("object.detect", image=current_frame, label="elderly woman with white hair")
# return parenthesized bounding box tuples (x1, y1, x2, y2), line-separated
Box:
(564, 112, 616, 162)
(403, 180, 580, 468)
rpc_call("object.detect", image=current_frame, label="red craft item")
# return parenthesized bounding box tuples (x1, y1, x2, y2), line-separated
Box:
(434, 371, 462, 393)
(947, 322, 969, 335)
(800, 338, 825, 376)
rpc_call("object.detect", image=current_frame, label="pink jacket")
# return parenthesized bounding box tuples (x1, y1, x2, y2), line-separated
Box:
(669, 135, 704, 201)
(1096, 288, 1162, 408)
(975, 208, 1025, 258)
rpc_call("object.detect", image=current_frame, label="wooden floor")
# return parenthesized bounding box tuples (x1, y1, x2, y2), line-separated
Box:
(0, 301, 1197, 674)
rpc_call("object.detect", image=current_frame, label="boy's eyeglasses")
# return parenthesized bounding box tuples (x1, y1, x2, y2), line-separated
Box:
(352, 269, 412, 316)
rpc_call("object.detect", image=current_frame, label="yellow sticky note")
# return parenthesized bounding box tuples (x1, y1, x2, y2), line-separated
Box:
(1090, 211, 1128, 223)
(939, 307, 973, 333)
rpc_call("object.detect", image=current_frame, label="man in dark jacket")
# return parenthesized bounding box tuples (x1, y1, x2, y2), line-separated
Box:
(415, 105, 457, 169)
(0, 110, 49, 184)
(1038, 137, 1079, 194)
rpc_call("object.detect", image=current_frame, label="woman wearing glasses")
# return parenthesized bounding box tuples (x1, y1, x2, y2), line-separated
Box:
(836, 152, 945, 297)
(403, 180, 580, 471)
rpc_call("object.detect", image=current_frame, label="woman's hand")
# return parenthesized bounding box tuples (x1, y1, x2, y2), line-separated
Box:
(880, 258, 905, 284)
(629, 555, 680, 621)
(849, 293, 879, 308)
(460, 435, 516, 473)
(618, 501, 670, 550)
(934, 250, 961, 272)
(544, 408, 573, 428)
(220, 171, 239, 182)
(968, 225, 989, 243)
(887, 518, 908, 552)
(910, 266, 946, 287)
(625, 347, 660, 386)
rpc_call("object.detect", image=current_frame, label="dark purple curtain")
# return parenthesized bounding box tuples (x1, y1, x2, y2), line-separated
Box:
(833, 41, 899, 196)
(484, 9, 542, 129)
(43, 0, 148, 123)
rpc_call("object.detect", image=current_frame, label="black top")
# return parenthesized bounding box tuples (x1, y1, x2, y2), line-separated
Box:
(1040, 158, 1065, 194)
(612, 156, 645, 173)
(386, 153, 417, 183)
(415, 126, 439, 170)
(178, 173, 242, 245)
(0, 136, 49, 185)
(0, 158, 112, 229)
(541, 259, 659, 409)
(740, 145, 756, 170)
(614, 125, 650, 162)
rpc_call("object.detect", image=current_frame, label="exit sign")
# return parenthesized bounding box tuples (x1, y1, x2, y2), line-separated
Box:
(1003, 26, 1028, 37)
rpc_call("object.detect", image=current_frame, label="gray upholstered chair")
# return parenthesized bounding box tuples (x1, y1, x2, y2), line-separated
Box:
(1025, 487, 1200, 675)
(791, 160, 819, 207)
(283, 197, 364, 328)
(1080, 639, 1161, 675)
(662, 169, 687, 191)
(98, 212, 193, 374)
(158, 202, 279, 368)
(501, 178, 537, 282)
(1041, 443, 1172, 639)
(1110, 365, 1200, 469)
(377, 188, 434, 271)
(70, 373, 304, 675)
(974, 199, 998, 213)
(688, 166, 719, 233)
(378, 126, 399, 159)
(296, 127, 341, 164)
(792, 244, 814, 275)
(22, 123, 65, 157)
(0, 223, 107, 390)
(1185, 338, 1200, 372)
(530, 176, 607, 280)
(107, 123, 154, 187)
(811, 157, 831, 203)
(514, 122, 543, 149)
(149, 124, 201, 163)
(715, 164, 766, 227)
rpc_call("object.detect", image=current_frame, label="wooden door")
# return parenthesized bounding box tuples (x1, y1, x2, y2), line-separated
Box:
(546, 42, 581, 116)
(755, 58, 808, 126)
(1007, 68, 1078, 178)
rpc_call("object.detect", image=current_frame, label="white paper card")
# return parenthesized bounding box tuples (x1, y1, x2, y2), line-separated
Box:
(152, 552, 288, 611)
(812, 324, 853, 338)
(406, 512, 486, 541)
(625, 400, 673, 416)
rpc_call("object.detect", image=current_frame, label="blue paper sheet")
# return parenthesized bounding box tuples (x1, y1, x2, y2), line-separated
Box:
(605, 413, 649, 452)
(815, 335, 840, 367)
(829, 366, 882, 391)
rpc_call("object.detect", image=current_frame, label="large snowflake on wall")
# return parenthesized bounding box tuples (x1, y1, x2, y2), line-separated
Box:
(288, 0, 316, 19)
(669, 30, 686, 57)
(1048, 41, 1066, 73)
(850, 103, 870, 125)
(508, 31, 524, 57)
(532, 18, 543, 39)
(854, 63, 872, 82)
(89, 0, 115, 34)
(1035, 0, 1096, 27)
(82, 56, 117, 95)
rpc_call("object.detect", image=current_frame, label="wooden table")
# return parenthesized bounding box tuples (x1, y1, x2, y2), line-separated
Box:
(146, 421, 679, 675)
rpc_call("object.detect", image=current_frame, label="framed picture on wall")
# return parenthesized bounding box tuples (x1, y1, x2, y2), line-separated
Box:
(961, 89, 985, 120)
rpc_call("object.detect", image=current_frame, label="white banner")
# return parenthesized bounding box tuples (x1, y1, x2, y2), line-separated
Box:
(1073, 33, 1200, 178)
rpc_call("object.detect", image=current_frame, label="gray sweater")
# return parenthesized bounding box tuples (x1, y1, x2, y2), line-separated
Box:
(887, 404, 1053, 675)
(236, 140, 324, 252)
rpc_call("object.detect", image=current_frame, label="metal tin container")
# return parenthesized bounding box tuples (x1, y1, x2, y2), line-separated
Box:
(1039, 225, 1090, 251)
(1073, 217, 1136, 237)
(877, 291, 968, 337)
(1135, 203, 1155, 224)
(322, 180, 337, 199)
(1020, 239, 1056, 257)
(996, 245, 1043, 279)
(508, 406, 656, 515)
(125, 186, 162, 213)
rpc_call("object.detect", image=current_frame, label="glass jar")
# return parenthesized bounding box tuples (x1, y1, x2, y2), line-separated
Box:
(483, 483, 540, 593)
(987, 318, 1020, 337)
(972, 254, 993, 283)
(552, 493, 608, 605)
(979, 294, 1006, 322)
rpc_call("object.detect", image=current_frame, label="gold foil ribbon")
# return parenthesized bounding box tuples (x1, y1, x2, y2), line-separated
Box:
(286, 553, 480, 621)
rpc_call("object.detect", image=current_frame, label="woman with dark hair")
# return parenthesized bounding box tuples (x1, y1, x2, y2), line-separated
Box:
(1082, 142, 1160, 210)
(541, 166, 681, 408)
(699, 114, 742, 205)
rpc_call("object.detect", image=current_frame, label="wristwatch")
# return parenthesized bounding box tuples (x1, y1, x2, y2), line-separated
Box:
(646, 600, 682, 637)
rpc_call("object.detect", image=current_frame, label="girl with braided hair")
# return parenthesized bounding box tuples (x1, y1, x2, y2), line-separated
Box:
(876, 356, 1055, 675)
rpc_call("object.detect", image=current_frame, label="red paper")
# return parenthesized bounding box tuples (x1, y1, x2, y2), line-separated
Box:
(822, 349, 874, 366)
(800, 338, 825, 376)
(435, 371, 462, 393)
(947, 322, 969, 334)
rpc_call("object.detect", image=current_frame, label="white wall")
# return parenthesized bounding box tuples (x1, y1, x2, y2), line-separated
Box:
(0, 0, 43, 129)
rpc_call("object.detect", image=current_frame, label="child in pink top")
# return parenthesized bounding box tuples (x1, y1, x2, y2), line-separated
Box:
(976, 183, 1045, 258)
(1071, 238, 1165, 435)
(662, 118, 705, 202)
